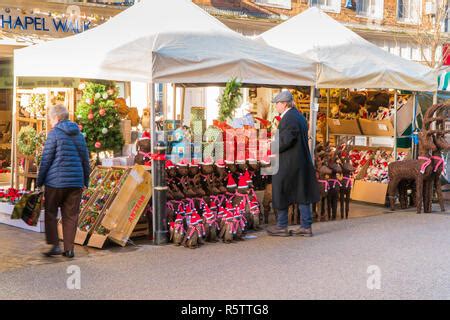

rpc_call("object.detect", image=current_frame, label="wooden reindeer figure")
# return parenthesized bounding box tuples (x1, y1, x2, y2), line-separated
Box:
(175, 159, 197, 199)
(219, 209, 235, 244)
(233, 204, 246, 241)
(182, 212, 204, 249)
(387, 123, 437, 213)
(327, 154, 343, 220)
(166, 160, 185, 201)
(169, 214, 185, 246)
(231, 174, 251, 229)
(214, 160, 228, 195)
(202, 205, 219, 243)
(424, 104, 449, 213)
(313, 156, 332, 222)
(338, 146, 355, 219)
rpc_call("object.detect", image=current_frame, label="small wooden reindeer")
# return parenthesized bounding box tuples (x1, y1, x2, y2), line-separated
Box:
(338, 146, 355, 219)
(169, 214, 185, 246)
(313, 156, 332, 222)
(219, 209, 235, 244)
(326, 153, 343, 221)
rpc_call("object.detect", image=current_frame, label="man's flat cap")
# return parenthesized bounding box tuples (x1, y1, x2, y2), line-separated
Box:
(272, 90, 293, 103)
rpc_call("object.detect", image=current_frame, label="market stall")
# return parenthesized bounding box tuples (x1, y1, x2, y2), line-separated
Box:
(257, 7, 437, 205)
(10, 0, 317, 246)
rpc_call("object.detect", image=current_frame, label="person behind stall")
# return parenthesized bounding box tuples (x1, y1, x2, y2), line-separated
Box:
(266, 91, 320, 237)
(37, 104, 90, 258)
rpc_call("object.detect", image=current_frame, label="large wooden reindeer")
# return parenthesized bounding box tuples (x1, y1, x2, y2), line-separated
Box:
(313, 152, 332, 222)
(424, 104, 449, 213)
(387, 107, 439, 213)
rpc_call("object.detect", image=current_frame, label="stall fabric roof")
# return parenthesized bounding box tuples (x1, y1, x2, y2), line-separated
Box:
(14, 0, 316, 86)
(438, 71, 450, 91)
(257, 7, 436, 91)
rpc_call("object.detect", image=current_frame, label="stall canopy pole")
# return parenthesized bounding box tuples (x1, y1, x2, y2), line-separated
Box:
(411, 92, 417, 158)
(172, 84, 177, 120)
(148, 82, 157, 242)
(181, 87, 186, 123)
(309, 86, 318, 163)
(393, 90, 398, 160)
(326, 88, 330, 142)
(433, 91, 438, 104)
(10, 73, 17, 188)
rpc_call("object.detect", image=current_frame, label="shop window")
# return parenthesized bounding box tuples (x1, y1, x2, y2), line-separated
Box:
(254, 0, 292, 10)
(397, 0, 421, 24)
(310, 0, 341, 13)
(356, 0, 384, 19)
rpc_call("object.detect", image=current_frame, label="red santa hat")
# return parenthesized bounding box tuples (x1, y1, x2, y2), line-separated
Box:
(250, 200, 259, 210)
(209, 200, 217, 210)
(226, 173, 237, 188)
(169, 221, 175, 229)
(190, 213, 200, 225)
(189, 159, 199, 167)
(215, 160, 226, 168)
(185, 206, 192, 216)
(224, 210, 234, 221)
(200, 157, 214, 165)
(238, 174, 249, 189)
(225, 201, 236, 213)
(140, 131, 151, 140)
(176, 159, 189, 167)
(217, 206, 225, 217)
(203, 206, 214, 221)
(243, 170, 252, 184)
(175, 214, 183, 222)
(165, 160, 175, 169)
(238, 200, 246, 213)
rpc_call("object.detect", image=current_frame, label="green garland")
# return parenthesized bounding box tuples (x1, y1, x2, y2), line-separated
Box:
(217, 77, 243, 122)
(17, 126, 37, 157)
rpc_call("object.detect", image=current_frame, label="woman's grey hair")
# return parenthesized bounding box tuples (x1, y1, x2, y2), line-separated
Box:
(49, 104, 69, 121)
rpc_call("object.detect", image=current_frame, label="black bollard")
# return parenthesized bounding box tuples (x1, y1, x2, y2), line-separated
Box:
(153, 141, 168, 245)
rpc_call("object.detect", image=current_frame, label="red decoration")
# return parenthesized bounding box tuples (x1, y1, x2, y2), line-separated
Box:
(88, 113, 94, 120)
(95, 141, 102, 149)
(99, 108, 106, 117)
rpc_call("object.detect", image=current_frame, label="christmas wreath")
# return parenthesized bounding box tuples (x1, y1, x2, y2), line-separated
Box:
(17, 126, 37, 157)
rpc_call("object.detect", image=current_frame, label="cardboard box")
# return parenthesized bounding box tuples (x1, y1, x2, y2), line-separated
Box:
(350, 180, 388, 205)
(164, 120, 181, 131)
(327, 118, 362, 135)
(359, 119, 395, 137)
(122, 144, 136, 157)
(120, 120, 132, 144)
(190, 107, 206, 121)
(101, 158, 122, 167)
(100, 165, 152, 247)
(191, 120, 206, 135)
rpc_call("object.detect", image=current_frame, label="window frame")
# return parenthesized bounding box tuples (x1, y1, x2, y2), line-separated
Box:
(397, 0, 422, 25)
(356, 0, 385, 19)
(254, 0, 292, 10)
(310, 0, 341, 13)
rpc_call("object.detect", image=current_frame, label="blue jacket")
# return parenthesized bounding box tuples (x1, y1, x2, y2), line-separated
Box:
(37, 120, 90, 189)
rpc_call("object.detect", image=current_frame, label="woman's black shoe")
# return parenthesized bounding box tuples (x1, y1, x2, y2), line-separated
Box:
(62, 250, 75, 258)
(43, 245, 62, 257)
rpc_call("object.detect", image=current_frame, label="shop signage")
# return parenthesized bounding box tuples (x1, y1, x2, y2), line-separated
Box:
(0, 14, 91, 33)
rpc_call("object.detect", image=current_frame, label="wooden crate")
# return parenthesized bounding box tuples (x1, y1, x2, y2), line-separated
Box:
(358, 119, 395, 137)
(351, 180, 388, 205)
(327, 118, 362, 135)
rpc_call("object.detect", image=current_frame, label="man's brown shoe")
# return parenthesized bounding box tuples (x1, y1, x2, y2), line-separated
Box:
(290, 227, 313, 237)
(266, 225, 290, 237)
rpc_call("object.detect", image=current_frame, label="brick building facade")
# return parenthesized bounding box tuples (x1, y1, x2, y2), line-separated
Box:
(193, 0, 448, 64)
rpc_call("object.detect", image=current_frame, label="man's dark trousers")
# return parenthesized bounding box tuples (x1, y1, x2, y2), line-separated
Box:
(44, 187, 83, 251)
(277, 204, 313, 229)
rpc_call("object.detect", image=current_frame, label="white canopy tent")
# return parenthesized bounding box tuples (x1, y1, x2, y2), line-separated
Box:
(257, 7, 436, 91)
(258, 7, 437, 157)
(14, 0, 316, 86)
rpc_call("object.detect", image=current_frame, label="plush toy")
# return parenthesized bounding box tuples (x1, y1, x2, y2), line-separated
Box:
(127, 107, 140, 127)
(134, 131, 151, 165)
